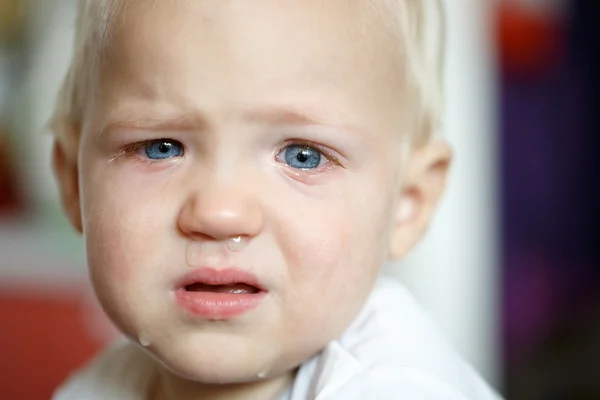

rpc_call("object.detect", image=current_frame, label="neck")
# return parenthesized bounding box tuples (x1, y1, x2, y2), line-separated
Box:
(151, 368, 295, 400)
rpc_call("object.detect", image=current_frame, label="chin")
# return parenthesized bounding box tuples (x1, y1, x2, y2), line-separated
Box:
(148, 332, 281, 384)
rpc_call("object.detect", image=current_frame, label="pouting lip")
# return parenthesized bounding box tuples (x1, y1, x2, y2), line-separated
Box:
(175, 267, 267, 292)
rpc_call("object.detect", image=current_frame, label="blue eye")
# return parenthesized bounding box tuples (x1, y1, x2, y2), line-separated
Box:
(144, 140, 184, 160)
(282, 145, 322, 169)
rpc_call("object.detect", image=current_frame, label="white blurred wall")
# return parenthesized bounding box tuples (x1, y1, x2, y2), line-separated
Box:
(25, 0, 76, 205)
(0, 0, 85, 284)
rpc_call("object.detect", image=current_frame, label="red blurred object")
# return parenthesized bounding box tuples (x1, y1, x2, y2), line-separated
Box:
(497, 2, 564, 76)
(0, 291, 106, 399)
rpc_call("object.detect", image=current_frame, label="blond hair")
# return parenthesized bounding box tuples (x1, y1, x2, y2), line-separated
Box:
(50, 0, 445, 154)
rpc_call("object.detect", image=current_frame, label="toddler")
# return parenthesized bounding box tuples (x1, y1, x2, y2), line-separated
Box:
(51, 0, 503, 399)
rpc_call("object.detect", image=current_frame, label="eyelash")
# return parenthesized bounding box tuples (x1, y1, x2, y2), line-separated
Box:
(111, 139, 345, 170)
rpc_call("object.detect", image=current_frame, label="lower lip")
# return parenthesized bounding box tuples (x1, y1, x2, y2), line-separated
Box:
(174, 289, 266, 319)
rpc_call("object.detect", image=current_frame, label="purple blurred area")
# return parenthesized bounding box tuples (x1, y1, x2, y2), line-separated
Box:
(501, 0, 600, 398)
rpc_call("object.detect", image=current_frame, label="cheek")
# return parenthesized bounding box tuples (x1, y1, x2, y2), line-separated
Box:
(273, 177, 394, 321)
(80, 161, 175, 285)
(79, 160, 182, 335)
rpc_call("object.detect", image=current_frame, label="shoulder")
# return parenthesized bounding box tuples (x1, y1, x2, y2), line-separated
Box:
(52, 339, 156, 400)
(307, 276, 503, 400)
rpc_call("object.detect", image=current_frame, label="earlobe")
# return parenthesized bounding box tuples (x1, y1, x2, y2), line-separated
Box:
(388, 139, 452, 260)
(52, 141, 83, 234)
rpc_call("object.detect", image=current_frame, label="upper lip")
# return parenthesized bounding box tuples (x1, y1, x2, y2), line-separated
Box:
(175, 267, 267, 292)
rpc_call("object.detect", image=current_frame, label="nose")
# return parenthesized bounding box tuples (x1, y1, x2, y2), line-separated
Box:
(177, 178, 264, 242)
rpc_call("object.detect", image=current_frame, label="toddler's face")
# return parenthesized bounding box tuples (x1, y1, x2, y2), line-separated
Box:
(73, 0, 427, 384)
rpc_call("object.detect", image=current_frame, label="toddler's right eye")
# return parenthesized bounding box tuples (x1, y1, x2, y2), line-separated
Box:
(142, 140, 184, 160)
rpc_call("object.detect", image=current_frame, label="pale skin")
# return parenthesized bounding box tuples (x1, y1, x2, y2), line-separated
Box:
(53, 1, 451, 399)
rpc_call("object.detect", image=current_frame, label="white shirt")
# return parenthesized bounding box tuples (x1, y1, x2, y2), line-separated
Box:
(54, 276, 503, 399)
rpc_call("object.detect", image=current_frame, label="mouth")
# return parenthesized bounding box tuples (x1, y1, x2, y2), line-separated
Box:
(177, 267, 266, 292)
(184, 282, 261, 294)
(175, 268, 266, 319)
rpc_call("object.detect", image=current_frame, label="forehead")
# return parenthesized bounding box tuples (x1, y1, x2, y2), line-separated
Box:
(97, 0, 412, 133)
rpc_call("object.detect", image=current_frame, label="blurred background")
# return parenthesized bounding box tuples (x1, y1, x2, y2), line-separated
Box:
(0, 0, 598, 398)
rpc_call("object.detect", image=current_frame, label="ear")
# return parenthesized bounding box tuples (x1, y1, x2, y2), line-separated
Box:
(52, 140, 83, 234)
(388, 139, 452, 260)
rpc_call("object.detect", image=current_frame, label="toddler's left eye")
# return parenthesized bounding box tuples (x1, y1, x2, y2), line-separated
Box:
(279, 145, 324, 170)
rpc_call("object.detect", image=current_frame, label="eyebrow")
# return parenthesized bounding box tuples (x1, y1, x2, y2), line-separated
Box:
(243, 106, 364, 134)
(98, 113, 204, 136)
(98, 105, 364, 136)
